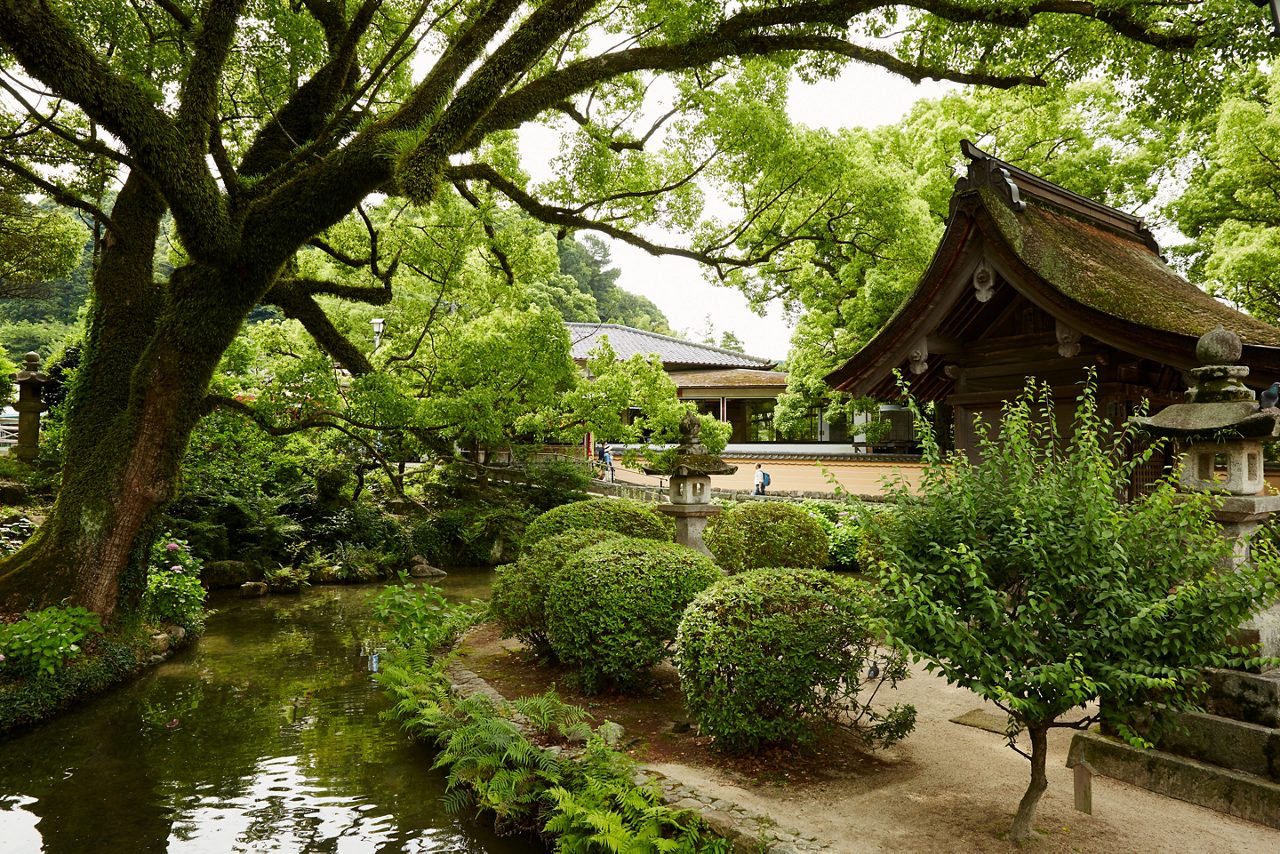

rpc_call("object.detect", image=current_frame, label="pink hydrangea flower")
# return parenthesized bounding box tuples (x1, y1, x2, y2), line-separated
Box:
(171, 565, 183, 573)
(166, 543, 180, 551)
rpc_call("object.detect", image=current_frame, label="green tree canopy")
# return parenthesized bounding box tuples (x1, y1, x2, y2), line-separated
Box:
(774, 77, 1207, 436)
(0, 176, 86, 304)
(1170, 65, 1280, 324)
(558, 235, 672, 332)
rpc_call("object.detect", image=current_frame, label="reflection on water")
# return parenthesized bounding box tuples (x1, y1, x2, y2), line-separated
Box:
(0, 571, 536, 853)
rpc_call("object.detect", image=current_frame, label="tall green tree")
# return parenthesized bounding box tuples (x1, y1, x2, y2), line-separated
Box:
(0, 179, 85, 302)
(1170, 65, 1280, 323)
(558, 235, 672, 332)
(0, 1, 1272, 618)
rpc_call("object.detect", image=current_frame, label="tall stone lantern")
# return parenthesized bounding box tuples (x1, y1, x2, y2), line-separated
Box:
(1130, 326, 1280, 655)
(11, 352, 51, 462)
(644, 411, 736, 560)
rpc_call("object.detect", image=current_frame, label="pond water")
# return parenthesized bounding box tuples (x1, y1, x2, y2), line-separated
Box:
(0, 573, 541, 853)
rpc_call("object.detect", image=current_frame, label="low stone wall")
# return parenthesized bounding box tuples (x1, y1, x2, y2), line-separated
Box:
(445, 659, 831, 853)
(585, 478, 882, 506)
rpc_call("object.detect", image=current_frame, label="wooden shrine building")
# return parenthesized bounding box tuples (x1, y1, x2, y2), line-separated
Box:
(825, 141, 1280, 483)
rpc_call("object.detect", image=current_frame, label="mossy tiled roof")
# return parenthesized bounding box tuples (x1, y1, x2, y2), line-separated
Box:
(980, 187, 1280, 347)
(825, 143, 1280, 398)
(668, 368, 788, 389)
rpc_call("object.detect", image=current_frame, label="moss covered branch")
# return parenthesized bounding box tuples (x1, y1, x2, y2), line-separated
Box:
(0, 0, 233, 262)
(909, 0, 1200, 50)
(175, 0, 246, 153)
(398, 0, 601, 204)
(265, 284, 375, 375)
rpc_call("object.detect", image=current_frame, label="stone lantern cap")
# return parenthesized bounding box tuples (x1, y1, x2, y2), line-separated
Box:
(10, 352, 50, 386)
(1129, 327, 1280, 442)
(642, 410, 738, 477)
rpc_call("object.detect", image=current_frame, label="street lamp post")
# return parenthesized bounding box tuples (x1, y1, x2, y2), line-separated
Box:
(371, 317, 385, 350)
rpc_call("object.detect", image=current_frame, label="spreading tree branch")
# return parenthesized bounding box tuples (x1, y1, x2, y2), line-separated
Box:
(175, 0, 245, 152)
(0, 0, 232, 261)
(265, 283, 376, 375)
(0, 156, 120, 238)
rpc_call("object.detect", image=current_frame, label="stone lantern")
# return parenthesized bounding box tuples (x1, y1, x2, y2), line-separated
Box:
(644, 410, 736, 560)
(1130, 326, 1280, 654)
(10, 352, 51, 462)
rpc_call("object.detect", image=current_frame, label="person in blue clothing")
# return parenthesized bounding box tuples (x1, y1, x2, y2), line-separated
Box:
(603, 445, 615, 482)
(754, 463, 769, 495)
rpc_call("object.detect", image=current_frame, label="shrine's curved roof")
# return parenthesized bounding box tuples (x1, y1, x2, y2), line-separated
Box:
(825, 142, 1280, 396)
(980, 187, 1280, 346)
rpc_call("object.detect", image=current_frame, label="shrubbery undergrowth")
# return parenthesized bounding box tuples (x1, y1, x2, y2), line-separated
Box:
(704, 501, 828, 574)
(373, 582, 729, 851)
(0, 605, 102, 678)
(522, 498, 673, 551)
(676, 568, 915, 751)
(143, 536, 207, 632)
(545, 538, 720, 692)
(490, 528, 625, 659)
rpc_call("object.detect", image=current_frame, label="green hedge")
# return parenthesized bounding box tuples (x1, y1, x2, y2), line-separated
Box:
(704, 501, 829, 574)
(522, 498, 673, 552)
(545, 538, 719, 692)
(676, 569, 915, 752)
(490, 528, 625, 658)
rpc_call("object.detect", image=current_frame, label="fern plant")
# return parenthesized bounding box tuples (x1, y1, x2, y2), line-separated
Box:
(372, 579, 732, 850)
(545, 737, 731, 853)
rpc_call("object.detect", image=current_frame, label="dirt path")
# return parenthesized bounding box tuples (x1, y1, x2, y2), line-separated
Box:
(650, 666, 1278, 853)
(459, 627, 1280, 852)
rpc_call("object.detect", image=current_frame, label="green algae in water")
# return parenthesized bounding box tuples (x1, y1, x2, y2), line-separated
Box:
(0, 575, 537, 853)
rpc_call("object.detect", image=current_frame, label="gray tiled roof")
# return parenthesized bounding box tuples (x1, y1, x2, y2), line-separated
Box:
(566, 323, 775, 369)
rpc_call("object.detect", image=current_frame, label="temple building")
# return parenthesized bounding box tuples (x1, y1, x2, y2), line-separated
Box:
(826, 142, 1280, 493)
(566, 322, 893, 493)
(567, 322, 848, 444)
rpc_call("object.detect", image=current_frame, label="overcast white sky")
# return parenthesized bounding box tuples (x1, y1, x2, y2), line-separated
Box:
(520, 65, 954, 362)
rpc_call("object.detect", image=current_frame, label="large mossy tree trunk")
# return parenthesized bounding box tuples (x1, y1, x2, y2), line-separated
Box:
(1009, 724, 1050, 843)
(0, 175, 275, 620)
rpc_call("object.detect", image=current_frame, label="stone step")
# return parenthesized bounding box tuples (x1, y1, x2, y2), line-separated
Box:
(1068, 730, 1280, 829)
(1204, 667, 1280, 728)
(1155, 710, 1280, 782)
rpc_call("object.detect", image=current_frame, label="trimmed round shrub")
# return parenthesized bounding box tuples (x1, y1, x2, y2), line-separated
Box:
(522, 498, 674, 552)
(676, 569, 915, 752)
(490, 528, 625, 657)
(544, 538, 720, 692)
(704, 501, 829, 574)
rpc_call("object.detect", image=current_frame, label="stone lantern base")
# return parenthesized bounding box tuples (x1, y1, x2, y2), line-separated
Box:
(1211, 495, 1280, 659)
(656, 503, 721, 562)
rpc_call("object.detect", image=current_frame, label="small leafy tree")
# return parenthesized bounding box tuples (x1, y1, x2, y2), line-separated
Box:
(862, 379, 1280, 843)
